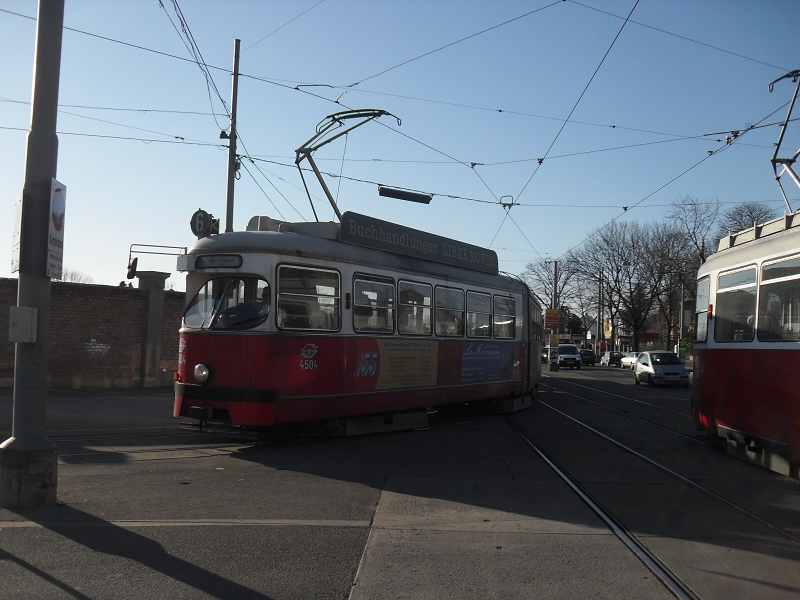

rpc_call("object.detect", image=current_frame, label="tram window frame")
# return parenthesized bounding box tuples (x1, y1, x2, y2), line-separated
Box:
(276, 264, 341, 332)
(757, 254, 800, 342)
(183, 275, 270, 331)
(398, 280, 432, 336)
(694, 276, 710, 342)
(493, 295, 516, 340)
(714, 266, 756, 343)
(353, 275, 395, 334)
(435, 286, 465, 337)
(466, 291, 492, 338)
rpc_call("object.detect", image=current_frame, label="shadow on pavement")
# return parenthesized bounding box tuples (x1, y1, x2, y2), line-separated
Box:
(8, 504, 275, 600)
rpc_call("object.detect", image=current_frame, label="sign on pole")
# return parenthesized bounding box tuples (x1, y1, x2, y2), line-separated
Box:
(46, 179, 66, 279)
(545, 309, 559, 329)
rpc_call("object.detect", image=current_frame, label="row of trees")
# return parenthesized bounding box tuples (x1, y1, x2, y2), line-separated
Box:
(521, 197, 781, 351)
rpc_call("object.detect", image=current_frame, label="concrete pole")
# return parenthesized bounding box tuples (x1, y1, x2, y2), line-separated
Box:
(224, 39, 240, 233)
(0, 0, 64, 509)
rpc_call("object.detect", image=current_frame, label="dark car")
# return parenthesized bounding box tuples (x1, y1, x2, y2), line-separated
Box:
(600, 351, 623, 367)
(579, 349, 595, 366)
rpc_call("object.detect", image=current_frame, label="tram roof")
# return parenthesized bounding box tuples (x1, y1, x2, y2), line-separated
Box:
(701, 208, 800, 276)
(188, 217, 529, 295)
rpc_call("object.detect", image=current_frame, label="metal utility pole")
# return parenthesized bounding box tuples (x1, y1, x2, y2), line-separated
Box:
(224, 38, 240, 233)
(0, 0, 64, 509)
(597, 273, 604, 352)
(551, 260, 558, 334)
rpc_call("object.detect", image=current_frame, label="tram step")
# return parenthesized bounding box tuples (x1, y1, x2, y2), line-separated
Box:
(328, 410, 429, 437)
(727, 439, 800, 479)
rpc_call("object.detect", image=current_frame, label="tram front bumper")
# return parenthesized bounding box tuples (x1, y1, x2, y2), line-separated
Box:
(174, 382, 277, 426)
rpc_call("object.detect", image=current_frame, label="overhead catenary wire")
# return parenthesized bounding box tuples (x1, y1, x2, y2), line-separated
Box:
(555, 101, 793, 261)
(243, 0, 327, 52)
(158, 0, 230, 130)
(345, 0, 564, 88)
(516, 0, 640, 201)
(238, 159, 288, 221)
(2, 6, 784, 154)
(566, 0, 790, 72)
(1, 5, 781, 85)
(3, 2, 788, 251)
(237, 131, 307, 220)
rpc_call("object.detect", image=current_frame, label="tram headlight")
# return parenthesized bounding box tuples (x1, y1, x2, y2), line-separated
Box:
(194, 363, 210, 384)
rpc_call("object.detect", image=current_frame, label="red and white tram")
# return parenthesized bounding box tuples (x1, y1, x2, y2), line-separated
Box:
(692, 210, 800, 478)
(173, 211, 543, 433)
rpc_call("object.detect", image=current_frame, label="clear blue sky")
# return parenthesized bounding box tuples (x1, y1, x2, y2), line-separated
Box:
(1, 1, 798, 291)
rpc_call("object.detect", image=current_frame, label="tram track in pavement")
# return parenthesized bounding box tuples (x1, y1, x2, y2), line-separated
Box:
(533, 376, 800, 545)
(505, 400, 800, 599)
(504, 378, 800, 598)
(505, 416, 701, 600)
(539, 379, 719, 450)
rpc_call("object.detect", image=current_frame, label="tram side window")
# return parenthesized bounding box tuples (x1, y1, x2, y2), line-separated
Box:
(714, 267, 756, 342)
(277, 265, 340, 331)
(184, 276, 270, 330)
(694, 276, 709, 342)
(530, 296, 543, 342)
(353, 277, 394, 333)
(757, 256, 800, 341)
(398, 281, 432, 335)
(466, 291, 491, 338)
(435, 287, 464, 337)
(494, 296, 516, 339)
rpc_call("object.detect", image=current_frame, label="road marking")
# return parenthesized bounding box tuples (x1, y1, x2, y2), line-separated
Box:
(0, 518, 371, 529)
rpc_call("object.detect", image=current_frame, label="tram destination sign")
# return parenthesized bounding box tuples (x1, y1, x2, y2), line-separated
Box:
(340, 212, 498, 275)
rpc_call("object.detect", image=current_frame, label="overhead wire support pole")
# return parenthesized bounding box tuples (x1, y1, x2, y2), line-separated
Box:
(768, 69, 800, 213)
(295, 109, 400, 221)
(224, 38, 240, 233)
(1, 0, 64, 510)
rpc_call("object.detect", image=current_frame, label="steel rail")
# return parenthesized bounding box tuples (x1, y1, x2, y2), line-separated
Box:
(539, 381, 718, 449)
(505, 416, 701, 600)
(542, 375, 693, 418)
(534, 401, 800, 546)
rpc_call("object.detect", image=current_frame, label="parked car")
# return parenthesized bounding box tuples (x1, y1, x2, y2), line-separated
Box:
(542, 345, 551, 363)
(557, 344, 581, 370)
(620, 352, 640, 369)
(600, 351, 623, 367)
(579, 349, 595, 366)
(633, 350, 690, 387)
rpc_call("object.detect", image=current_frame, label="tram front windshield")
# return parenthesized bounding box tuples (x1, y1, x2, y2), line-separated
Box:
(184, 276, 270, 330)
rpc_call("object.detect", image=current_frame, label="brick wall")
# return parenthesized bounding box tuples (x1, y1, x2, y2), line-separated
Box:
(0, 278, 184, 388)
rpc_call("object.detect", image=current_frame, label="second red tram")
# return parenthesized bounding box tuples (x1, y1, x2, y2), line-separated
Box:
(174, 212, 543, 432)
(692, 210, 800, 478)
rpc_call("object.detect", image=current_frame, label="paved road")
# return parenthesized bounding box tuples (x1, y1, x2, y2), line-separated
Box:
(0, 371, 797, 599)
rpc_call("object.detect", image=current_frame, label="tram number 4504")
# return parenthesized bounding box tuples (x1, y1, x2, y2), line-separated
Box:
(299, 359, 318, 370)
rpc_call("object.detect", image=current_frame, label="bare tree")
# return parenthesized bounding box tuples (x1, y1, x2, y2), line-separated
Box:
(578, 227, 624, 350)
(666, 195, 720, 264)
(713, 201, 779, 246)
(61, 268, 95, 284)
(581, 221, 663, 351)
(652, 224, 693, 349)
(520, 257, 578, 310)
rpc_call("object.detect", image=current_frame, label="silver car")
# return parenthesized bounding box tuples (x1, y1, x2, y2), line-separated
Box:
(620, 352, 640, 369)
(557, 344, 582, 370)
(633, 351, 689, 388)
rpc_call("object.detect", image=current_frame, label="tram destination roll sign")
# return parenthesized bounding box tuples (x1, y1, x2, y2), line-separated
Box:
(340, 211, 498, 275)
